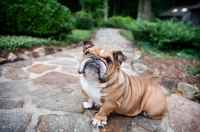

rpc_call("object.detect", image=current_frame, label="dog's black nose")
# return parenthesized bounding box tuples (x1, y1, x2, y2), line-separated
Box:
(92, 55, 100, 60)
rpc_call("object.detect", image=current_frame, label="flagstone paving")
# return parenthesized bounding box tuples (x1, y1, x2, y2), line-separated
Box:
(0, 28, 199, 132)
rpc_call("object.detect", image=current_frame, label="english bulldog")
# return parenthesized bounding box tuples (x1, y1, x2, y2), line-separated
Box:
(78, 40, 167, 127)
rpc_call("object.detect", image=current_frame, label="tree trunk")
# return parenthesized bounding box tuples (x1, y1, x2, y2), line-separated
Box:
(104, 0, 109, 21)
(137, 0, 151, 21)
(137, 0, 144, 20)
(88, 6, 91, 17)
(143, 0, 151, 21)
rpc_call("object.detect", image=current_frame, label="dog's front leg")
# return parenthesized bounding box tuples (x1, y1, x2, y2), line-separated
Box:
(83, 98, 94, 109)
(92, 101, 117, 127)
(81, 89, 94, 109)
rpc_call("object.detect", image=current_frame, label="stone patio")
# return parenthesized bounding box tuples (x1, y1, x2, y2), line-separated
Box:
(0, 28, 199, 132)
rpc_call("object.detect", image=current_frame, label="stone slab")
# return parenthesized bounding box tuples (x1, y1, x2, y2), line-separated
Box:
(177, 82, 199, 99)
(27, 64, 56, 74)
(0, 68, 2, 77)
(50, 52, 74, 58)
(167, 94, 200, 132)
(36, 114, 93, 132)
(0, 112, 32, 132)
(0, 67, 3, 77)
(156, 113, 174, 132)
(125, 58, 133, 64)
(121, 45, 134, 52)
(121, 62, 132, 69)
(133, 63, 148, 74)
(33, 56, 57, 62)
(61, 67, 79, 75)
(33, 72, 80, 89)
(100, 114, 133, 132)
(161, 79, 179, 91)
(136, 115, 162, 131)
(129, 117, 150, 132)
(68, 52, 82, 62)
(0, 99, 23, 109)
(0, 81, 29, 98)
(4, 68, 29, 80)
(123, 52, 134, 59)
(31, 87, 84, 112)
(3, 60, 32, 68)
(50, 59, 77, 66)
(63, 47, 82, 53)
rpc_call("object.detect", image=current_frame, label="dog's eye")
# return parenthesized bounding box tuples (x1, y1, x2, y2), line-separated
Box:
(84, 51, 90, 56)
(105, 58, 112, 64)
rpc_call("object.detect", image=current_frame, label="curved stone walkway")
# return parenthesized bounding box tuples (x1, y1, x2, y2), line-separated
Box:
(0, 28, 199, 132)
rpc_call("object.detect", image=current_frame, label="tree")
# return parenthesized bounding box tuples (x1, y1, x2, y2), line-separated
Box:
(79, 0, 104, 19)
(104, 0, 109, 21)
(58, 0, 174, 20)
(137, 0, 152, 21)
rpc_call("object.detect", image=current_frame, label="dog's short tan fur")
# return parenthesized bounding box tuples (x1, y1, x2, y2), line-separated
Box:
(79, 40, 167, 126)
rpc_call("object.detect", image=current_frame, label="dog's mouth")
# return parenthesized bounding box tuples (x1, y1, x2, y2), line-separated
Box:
(79, 57, 107, 82)
(86, 62, 100, 68)
(84, 62, 100, 79)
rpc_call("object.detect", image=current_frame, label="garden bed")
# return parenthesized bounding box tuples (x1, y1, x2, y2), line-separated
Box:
(141, 54, 200, 92)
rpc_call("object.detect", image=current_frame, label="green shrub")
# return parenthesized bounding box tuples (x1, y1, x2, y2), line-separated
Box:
(0, 0, 73, 39)
(74, 17, 94, 29)
(91, 8, 104, 19)
(126, 18, 200, 59)
(182, 64, 200, 75)
(126, 20, 155, 42)
(108, 16, 134, 28)
(193, 26, 200, 47)
(128, 18, 200, 49)
(93, 19, 109, 27)
(75, 11, 90, 18)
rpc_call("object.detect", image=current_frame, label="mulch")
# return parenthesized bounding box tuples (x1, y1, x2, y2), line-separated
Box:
(141, 55, 200, 89)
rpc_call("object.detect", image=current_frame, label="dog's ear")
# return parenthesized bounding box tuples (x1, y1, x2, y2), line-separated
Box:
(113, 51, 127, 66)
(79, 40, 94, 52)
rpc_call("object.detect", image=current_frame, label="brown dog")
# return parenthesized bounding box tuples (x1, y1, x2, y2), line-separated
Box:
(78, 40, 167, 127)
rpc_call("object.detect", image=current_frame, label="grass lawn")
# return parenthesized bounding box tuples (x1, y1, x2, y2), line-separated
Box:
(0, 29, 92, 51)
(67, 29, 92, 42)
(120, 29, 134, 41)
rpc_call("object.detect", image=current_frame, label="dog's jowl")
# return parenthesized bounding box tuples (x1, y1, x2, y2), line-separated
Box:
(78, 40, 167, 127)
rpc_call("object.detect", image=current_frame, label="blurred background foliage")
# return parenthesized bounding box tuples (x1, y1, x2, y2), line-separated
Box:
(0, 0, 73, 39)
(0, 0, 199, 60)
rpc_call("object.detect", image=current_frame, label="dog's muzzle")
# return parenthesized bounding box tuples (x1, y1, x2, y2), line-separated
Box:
(79, 55, 107, 82)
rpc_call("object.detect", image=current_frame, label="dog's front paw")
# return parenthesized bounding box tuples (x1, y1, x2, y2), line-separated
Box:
(83, 102, 93, 109)
(92, 118, 107, 127)
(94, 103, 102, 109)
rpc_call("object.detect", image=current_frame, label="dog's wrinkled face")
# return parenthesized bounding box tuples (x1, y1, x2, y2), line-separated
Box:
(78, 40, 127, 83)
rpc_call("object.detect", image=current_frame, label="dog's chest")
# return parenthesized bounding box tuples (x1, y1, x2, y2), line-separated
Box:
(80, 76, 107, 103)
